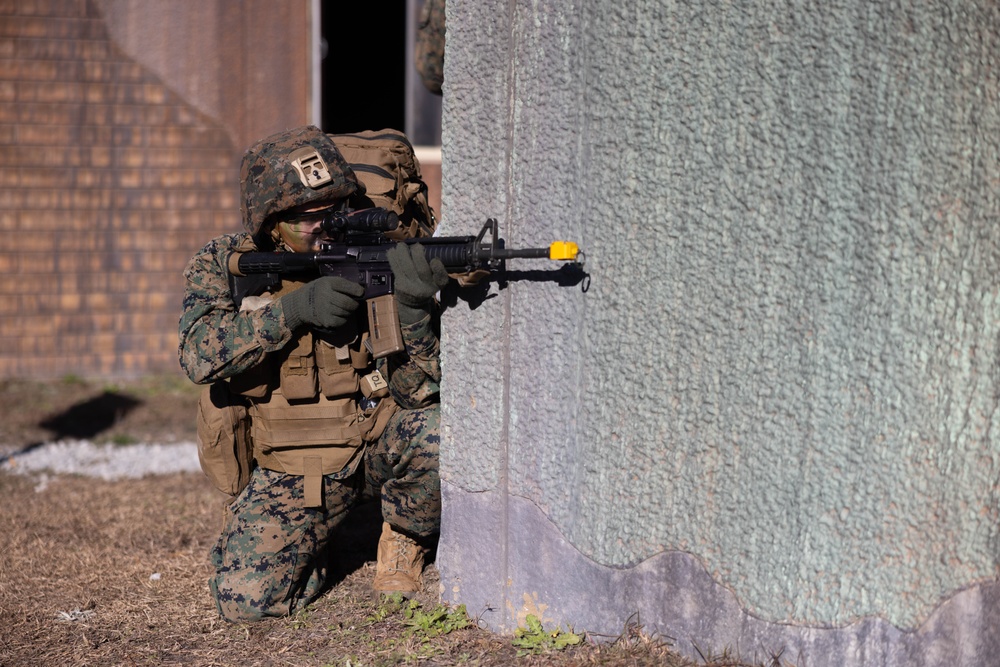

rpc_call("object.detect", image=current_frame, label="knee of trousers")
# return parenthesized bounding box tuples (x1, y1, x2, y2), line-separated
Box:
(210, 568, 296, 622)
(208, 466, 362, 622)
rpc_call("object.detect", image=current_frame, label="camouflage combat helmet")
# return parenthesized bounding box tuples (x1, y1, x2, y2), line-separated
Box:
(239, 125, 361, 236)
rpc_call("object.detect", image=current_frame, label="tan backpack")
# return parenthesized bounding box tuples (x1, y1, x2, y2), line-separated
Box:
(329, 129, 437, 241)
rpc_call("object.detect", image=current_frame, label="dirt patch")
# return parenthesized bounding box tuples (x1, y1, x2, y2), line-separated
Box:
(0, 376, 785, 666)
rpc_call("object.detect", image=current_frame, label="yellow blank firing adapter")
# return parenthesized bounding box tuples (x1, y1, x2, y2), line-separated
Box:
(548, 241, 580, 261)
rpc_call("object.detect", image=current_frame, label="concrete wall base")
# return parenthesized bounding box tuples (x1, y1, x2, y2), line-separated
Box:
(439, 482, 1000, 667)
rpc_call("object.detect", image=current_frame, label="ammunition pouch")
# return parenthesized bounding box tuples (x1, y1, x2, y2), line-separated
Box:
(251, 390, 398, 506)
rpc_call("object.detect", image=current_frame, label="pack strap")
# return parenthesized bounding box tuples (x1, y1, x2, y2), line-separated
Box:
(255, 445, 361, 509)
(303, 455, 323, 508)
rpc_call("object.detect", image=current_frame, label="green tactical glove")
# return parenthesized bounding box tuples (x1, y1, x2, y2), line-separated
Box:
(281, 276, 365, 330)
(387, 242, 450, 325)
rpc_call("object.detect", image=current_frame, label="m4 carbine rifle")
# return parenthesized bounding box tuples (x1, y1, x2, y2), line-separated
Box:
(228, 208, 582, 358)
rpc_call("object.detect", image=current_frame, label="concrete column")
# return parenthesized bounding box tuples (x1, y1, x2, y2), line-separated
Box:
(437, 1, 1000, 664)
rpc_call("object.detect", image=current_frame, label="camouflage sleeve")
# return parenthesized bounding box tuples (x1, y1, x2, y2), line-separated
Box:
(177, 234, 294, 384)
(382, 309, 441, 409)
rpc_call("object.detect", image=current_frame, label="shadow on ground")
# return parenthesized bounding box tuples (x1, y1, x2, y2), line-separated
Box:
(0, 391, 142, 465)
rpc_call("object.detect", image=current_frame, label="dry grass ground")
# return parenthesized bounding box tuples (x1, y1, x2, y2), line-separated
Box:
(0, 377, 787, 666)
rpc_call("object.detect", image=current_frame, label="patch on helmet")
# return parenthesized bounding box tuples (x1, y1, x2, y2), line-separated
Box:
(289, 146, 333, 189)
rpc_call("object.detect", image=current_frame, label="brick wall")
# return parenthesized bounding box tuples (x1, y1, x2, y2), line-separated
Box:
(0, 0, 441, 380)
(0, 0, 278, 378)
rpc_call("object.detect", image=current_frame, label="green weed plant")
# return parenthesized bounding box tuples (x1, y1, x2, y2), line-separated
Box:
(512, 614, 583, 656)
(402, 600, 470, 639)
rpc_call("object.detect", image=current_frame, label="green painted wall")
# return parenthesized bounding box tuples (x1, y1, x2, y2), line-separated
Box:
(437, 0, 1000, 661)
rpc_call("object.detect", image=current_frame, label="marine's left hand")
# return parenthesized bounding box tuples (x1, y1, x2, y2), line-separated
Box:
(387, 242, 449, 324)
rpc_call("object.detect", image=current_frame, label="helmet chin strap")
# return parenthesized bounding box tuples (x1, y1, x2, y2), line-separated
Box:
(266, 224, 293, 252)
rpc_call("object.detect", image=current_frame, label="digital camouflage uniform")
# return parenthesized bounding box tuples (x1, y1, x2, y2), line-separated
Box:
(178, 127, 441, 622)
(415, 0, 445, 95)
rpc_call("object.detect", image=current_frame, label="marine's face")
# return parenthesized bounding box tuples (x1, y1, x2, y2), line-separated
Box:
(274, 200, 347, 252)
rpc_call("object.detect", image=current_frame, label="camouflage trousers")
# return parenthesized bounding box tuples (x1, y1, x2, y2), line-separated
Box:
(209, 405, 439, 622)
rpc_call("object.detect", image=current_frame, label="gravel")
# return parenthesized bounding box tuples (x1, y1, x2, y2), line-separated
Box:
(1, 439, 201, 484)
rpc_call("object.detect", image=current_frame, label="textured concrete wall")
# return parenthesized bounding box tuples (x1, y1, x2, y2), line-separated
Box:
(437, 1, 1000, 664)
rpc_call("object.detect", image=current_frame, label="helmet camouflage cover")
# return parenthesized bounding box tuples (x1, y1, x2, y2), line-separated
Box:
(239, 125, 360, 236)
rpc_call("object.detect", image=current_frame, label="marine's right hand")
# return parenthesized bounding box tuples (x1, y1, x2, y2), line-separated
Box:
(281, 276, 365, 330)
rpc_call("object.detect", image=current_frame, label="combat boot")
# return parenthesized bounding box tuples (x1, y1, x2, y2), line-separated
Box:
(373, 521, 424, 597)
